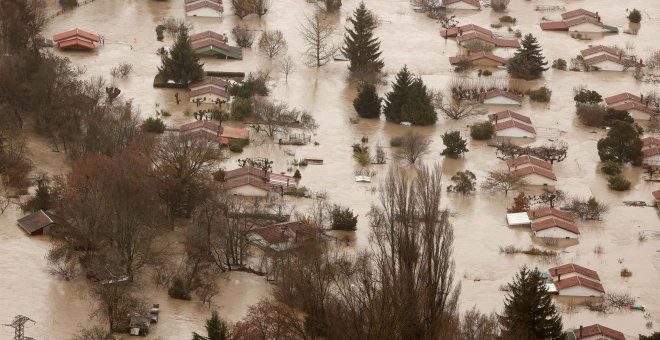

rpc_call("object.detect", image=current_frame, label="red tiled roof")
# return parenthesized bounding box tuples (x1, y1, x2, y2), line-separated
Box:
(189, 77, 230, 90)
(191, 37, 231, 50)
(495, 120, 536, 135)
(527, 207, 574, 222)
(221, 126, 249, 140)
(512, 165, 557, 181)
(190, 31, 228, 43)
(489, 110, 532, 124)
(448, 52, 508, 65)
(183, 130, 225, 144)
(185, 0, 221, 4)
(532, 218, 579, 234)
(493, 38, 520, 48)
(58, 38, 95, 50)
(180, 120, 221, 133)
(540, 21, 569, 31)
(507, 156, 552, 170)
(225, 166, 268, 180)
(561, 8, 598, 20)
(481, 89, 523, 103)
(653, 189, 660, 201)
(442, 0, 480, 8)
(581, 45, 619, 58)
(584, 54, 625, 66)
(53, 28, 100, 42)
(457, 32, 495, 44)
(548, 263, 599, 281)
(440, 24, 492, 38)
(643, 147, 660, 159)
(185, 0, 223, 12)
(604, 92, 642, 105)
(224, 175, 271, 191)
(555, 276, 604, 293)
(574, 324, 624, 340)
(188, 86, 230, 100)
(611, 101, 655, 115)
(642, 137, 660, 148)
(564, 16, 604, 28)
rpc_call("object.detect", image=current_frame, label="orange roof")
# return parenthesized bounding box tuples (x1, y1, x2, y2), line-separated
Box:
(222, 126, 249, 140)
(511, 165, 556, 181)
(224, 175, 271, 191)
(189, 86, 230, 100)
(604, 92, 642, 105)
(555, 276, 604, 293)
(540, 21, 569, 31)
(574, 324, 624, 340)
(527, 207, 574, 222)
(584, 54, 625, 66)
(180, 120, 221, 133)
(564, 16, 604, 28)
(189, 77, 230, 90)
(489, 110, 532, 124)
(581, 45, 619, 58)
(440, 24, 492, 38)
(190, 31, 228, 43)
(642, 137, 660, 148)
(495, 120, 536, 135)
(643, 147, 660, 159)
(481, 89, 523, 103)
(58, 38, 95, 50)
(548, 263, 599, 281)
(448, 52, 508, 65)
(610, 101, 655, 115)
(185, 0, 223, 12)
(531, 218, 579, 234)
(53, 28, 100, 42)
(507, 156, 552, 171)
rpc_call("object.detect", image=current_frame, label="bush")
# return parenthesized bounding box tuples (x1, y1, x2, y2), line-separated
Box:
(454, 60, 471, 73)
(628, 9, 641, 24)
(526, 86, 552, 102)
(213, 169, 226, 181)
(463, 40, 494, 53)
(574, 89, 602, 105)
(577, 104, 633, 127)
(293, 169, 301, 180)
(441, 131, 468, 158)
(59, 0, 78, 9)
(601, 160, 622, 175)
(552, 58, 567, 70)
(168, 277, 191, 300)
(331, 205, 358, 231)
(499, 16, 517, 24)
(229, 140, 245, 153)
(231, 97, 252, 120)
(620, 268, 633, 277)
(390, 136, 404, 147)
(470, 121, 495, 140)
(482, 69, 492, 76)
(230, 72, 270, 99)
(608, 174, 631, 191)
(490, 0, 510, 12)
(141, 117, 166, 133)
(353, 83, 381, 118)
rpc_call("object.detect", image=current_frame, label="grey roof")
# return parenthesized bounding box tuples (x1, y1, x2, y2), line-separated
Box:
(17, 210, 61, 234)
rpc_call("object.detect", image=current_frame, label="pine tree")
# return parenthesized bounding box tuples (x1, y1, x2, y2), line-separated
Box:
(499, 266, 564, 340)
(507, 34, 548, 80)
(159, 24, 204, 85)
(383, 66, 436, 126)
(192, 310, 229, 340)
(341, 2, 384, 74)
(353, 83, 381, 118)
(441, 131, 468, 158)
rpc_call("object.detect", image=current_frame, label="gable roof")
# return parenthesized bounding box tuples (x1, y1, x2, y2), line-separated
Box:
(53, 28, 100, 42)
(189, 77, 230, 91)
(642, 137, 660, 148)
(507, 156, 552, 170)
(440, 24, 492, 38)
(17, 210, 61, 235)
(185, 0, 223, 13)
(456, 32, 519, 48)
(561, 8, 599, 20)
(188, 86, 230, 100)
(527, 207, 575, 222)
(448, 52, 508, 65)
(548, 263, 599, 281)
(190, 31, 228, 43)
(180, 120, 221, 133)
(610, 101, 655, 114)
(58, 38, 96, 49)
(442, 0, 480, 8)
(604, 92, 642, 105)
(555, 276, 604, 293)
(489, 110, 532, 124)
(643, 147, 660, 159)
(573, 324, 624, 340)
(653, 189, 660, 201)
(224, 175, 271, 191)
(584, 54, 625, 66)
(531, 218, 579, 234)
(481, 89, 523, 103)
(581, 45, 619, 58)
(221, 126, 249, 140)
(564, 16, 604, 28)
(495, 120, 536, 134)
(540, 21, 569, 31)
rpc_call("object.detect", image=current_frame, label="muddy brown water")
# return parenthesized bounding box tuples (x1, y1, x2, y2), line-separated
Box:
(2, 0, 660, 338)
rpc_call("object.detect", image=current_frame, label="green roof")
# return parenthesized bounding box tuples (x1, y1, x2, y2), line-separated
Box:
(603, 25, 619, 33)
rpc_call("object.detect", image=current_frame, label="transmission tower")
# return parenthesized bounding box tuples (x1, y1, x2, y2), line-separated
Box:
(3, 315, 35, 340)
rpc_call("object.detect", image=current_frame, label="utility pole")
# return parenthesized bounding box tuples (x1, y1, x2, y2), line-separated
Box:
(3, 315, 35, 340)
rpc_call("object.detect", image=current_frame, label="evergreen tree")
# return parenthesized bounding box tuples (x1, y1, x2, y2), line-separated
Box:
(597, 120, 643, 165)
(341, 2, 384, 74)
(159, 24, 204, 85)
(499, 266, 564, 340)
(383, 66, 436, 126)
(441, 131, 468, 158)
(192, 310, 229, 340)
(353, 83, 381, 118)
(507, 34, 548, 80)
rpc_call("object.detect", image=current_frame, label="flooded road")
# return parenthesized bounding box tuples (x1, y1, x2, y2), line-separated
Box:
(2, 0, 660, 338)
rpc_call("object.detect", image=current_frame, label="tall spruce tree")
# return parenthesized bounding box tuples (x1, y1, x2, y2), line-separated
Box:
(159, 24, 204, 85)
(192, 310, 229, 340)
(507, 34, 548, 80)
(499, 266, 564, 340)
(383, 66, 436, 125)
(353, 83, 381, 118)
(341, 2, 384, 74)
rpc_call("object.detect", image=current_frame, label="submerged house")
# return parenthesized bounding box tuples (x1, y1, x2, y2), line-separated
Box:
(191, 31, 242, 59)
(642, 137, 660, 166)
(604, 92, 643, 106)
(568, 324, 625, 340)
(480, 90, 523, 106)
(441, 0, 480, 10)
(610, 101, 655, 120)
(185, 0, 223, 17)
(583, 54, 642, 72)
(554, 276, 605, 297)
(448, 52, 508, 67)
(247, 221, 317, 252)
(178, 120, 249, 146)
(527, 207, 574, 224)
(548, 263, 600, 282)
(188, 77, 231, 104)
(223, 166, 298, 197)
(440, 24, 492, 38)
(489, 111, 535, 139)
(531, 218, 579, 239)
(17, 210, 64, 236)
(580, 45, 620, 59)
(456, 32, 520, 49)
(540, 9, 617, 33)
(52, 28, 100, 50)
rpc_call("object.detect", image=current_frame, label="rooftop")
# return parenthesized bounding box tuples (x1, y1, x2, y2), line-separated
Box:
(481, 89, 523, 103)
(580, 45, 619, 58)
(489, 110, 532, 124)
(548, 263, 600, 281)
(531, 218, 579, 234)
(17, 210, 62, 235)
(573, 324, 624, 340)
(555, 276, 605, 293)
(53, 28, 100, 42)
(495, 120, 536, 134)
(584, 54, 626, 66)
(610, 101, 655, 114)
(604, 92, 642, 105)
(561, 8, 599, 20)
(185, 0, 223, 13)
(440, 24, 491, 38)
(507, 155, 552, 170)
(527, 207, 575, 222)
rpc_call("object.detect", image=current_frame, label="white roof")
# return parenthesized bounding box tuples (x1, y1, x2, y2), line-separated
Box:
(506, 212, 531, 226)
(545, 283, 558, 293)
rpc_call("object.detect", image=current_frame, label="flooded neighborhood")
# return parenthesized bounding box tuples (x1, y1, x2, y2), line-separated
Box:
(1, 0, 660, 339)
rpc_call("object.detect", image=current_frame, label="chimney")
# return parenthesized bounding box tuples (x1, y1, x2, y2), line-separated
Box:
(558, 273, 561, 281)
(641, 93, 644, 101)
(579, 325, 583, 338)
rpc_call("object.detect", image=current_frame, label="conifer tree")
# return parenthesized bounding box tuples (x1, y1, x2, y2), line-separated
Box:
(353, 83, 381, 118)
(341, 2, 384, 74)
(499, 266, 564, 340)
(441, 131, 468, 158)
(383, 66, 436, 125)
(192, 310, 229, 340)
(507, 34, 548, 80)
(159, 24, 204, 85)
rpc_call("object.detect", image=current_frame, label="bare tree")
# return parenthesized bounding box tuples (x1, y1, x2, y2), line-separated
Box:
(373, 145, 387, 164)
(534, 140, 568, 164)
(258, 30, 288, 59)
(232, 300, 308, 340)
(232, 0, 251, 19)
(481, 170, 527, 196)
(250, 97, 317, 138)
(567, 197, 609, 220)
(299, 12, 338, 67)
(394, 131, 431, 164)
(321, 0, 342, 13)
(278, 55, 296, 82)
(90, 283, 145, 332)
(232, 24, 255, 47)
(459, 306, 500, 340)
(439, 99, 479, 120)
(252, 0, 269, 17)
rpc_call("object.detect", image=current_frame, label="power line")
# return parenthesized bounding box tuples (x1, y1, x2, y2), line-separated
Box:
(3, 315, 35, 340)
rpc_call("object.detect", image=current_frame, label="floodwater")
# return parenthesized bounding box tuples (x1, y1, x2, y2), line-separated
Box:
(2, 0, 660, 338)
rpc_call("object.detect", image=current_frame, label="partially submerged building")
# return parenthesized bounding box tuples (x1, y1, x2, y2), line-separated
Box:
(580, 45, 620, 59)
(52, 28, 100, 50)
(440, 24, 492, 38)
(480, 90, 523, 106)
(448, 52, 508, 67)
(531, 218, 579, 239)
(223, 166, 298, 197)
(548, 263, 600, 282)
(17, 210, 64, 236)
(553, 276, 605, 297)
(190, 31, 242, 59)
(247, 221, 317, 252)
(185, 0, 223, 17)
(456, 32, 520, 49)
(642, 137, 660, 166)
(540, 9, 617, 33)
(178, 120, 248, 146)
(188, 77, 231, 104)
(489, 111, 535, 139)
(583, 54, 641, 72)
(568, 324, 625, 340)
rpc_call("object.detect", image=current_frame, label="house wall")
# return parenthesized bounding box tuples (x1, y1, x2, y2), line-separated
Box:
(568, 22, 603, 33)
(495, 127, 535, 139)
(228, 185, 269, 197)
(591, 60, 626, 72)
(484, 96, 522, 106)
(629, 109, 651, 120)
(472, 59, 505, 67)
(643, 154, 660, 166)
(558, 285, 603, 297)
(534, 227, 578, 239)
(444, 2, 479, 10)
(186, 7, 222, 17)
(189, 93, 228, 103)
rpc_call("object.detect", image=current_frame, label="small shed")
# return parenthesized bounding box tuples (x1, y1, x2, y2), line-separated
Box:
(506, 212, 531, 227)
(441, 0, 480, 10)
(532, 218, 579, 239)
(17, 210, 62, 236)
(185, 0, 223, 17)
(128, 315, 151, 336)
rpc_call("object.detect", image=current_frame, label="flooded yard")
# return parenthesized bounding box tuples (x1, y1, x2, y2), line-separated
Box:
(1, 0, 660, 338)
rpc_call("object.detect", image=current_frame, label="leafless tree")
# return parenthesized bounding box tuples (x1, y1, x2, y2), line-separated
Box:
(321, 0, 342, 13)
(232, 0, 251, 19)
(252, 0, 269, 17)
(299, 12, 338, 67)
(458, 306, 500, 340)
(439, 99, 479, 120)
(250, 97, 317, 138)
(232, 300, 308, 340)
(232, 24, 255, 47)
(258, 30, 288, 59)
(373, 145, 387, 164)
(490, 0, 510, 12)
(567, 197, 609, 220)
(278, 55, 296, 82)
(89, 283, 145, 332)
(481, 170, 527, 196)
(46, 242, 81, 280)
(394, 131, 431, 164)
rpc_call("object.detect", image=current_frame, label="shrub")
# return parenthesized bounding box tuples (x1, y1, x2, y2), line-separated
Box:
(577, 104, 633, 127)
(470, 121, 495, 140)
(608, 174, 631, 191)
(574, 89, 602, 105)
(230, 72, 270, 99)
(168, 277, 191, 300)
(620, 268, 633, 277)
(390, 136, 404, 147)
(601, 160, 622, 176)
(293, 169, 301, 180)
(482, 69, 492, 76)
(526, 86, 552, 102)
(441, 131, 468, 158)
(232, 24, 255, 48)
(353, 83, 381, 118)
(454, 60, 471, 73)
(231, 98, 252, 119)
(229, 145, 243, 153)
(628, 9, 641, 24)
(499, 16, 517, 24)
(141, 117, 166, 133)
(331, 205, 358, 231)
(447, 170, 477, 194)
(552, 58, 567, 70)
(110, 63, 133, 78)
(213, 169, 226, 181)
(463, 40, 494, 53)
